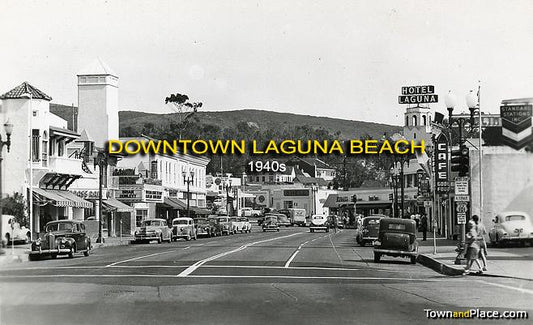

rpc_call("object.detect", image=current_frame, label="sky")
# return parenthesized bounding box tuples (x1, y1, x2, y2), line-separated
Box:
(1, 0, 532, 126)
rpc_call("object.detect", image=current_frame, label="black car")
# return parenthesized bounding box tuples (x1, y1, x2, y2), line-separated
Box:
(373, 218, 418, 264)
(29, 220, 91, 260)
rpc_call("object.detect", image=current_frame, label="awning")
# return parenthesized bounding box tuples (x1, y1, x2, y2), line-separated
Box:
(49, 190, 93, 209)
(191, 207, 211, 215)
(32, 188, 92, 208)
(162, 197, 187, 210)
(33, 188, 72, 207)
(355, 200, 392, 209)
(103, 198, 134, 212)
(323, 194, 338, 208)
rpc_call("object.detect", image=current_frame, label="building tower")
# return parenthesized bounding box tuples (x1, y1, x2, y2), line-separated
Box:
(403, 106, 432, 145)
(77, 58, 119, 148)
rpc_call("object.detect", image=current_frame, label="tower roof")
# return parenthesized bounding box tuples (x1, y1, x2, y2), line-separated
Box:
(0, 82, 52, 101)
(77, 58, 118, 77)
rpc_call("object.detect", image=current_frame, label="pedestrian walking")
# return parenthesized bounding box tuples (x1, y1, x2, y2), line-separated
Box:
(420, 214, 428, 241)
(464, 220, 483, 274)
(472, 215, 488, 271)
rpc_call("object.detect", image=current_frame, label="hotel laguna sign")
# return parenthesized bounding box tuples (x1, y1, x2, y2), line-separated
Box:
(398, 85, 438, 104)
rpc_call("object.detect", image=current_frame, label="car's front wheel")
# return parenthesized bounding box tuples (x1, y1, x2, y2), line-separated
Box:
(410, 256, 417, 264)
(374, 253, 381, 263)
(158, 235, 163, 244)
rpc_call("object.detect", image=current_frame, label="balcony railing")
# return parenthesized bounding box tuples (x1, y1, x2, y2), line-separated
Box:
(48, 156, 86, 175)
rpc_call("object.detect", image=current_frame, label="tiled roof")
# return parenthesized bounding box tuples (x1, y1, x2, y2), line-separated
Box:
(0, 82, 52, 101)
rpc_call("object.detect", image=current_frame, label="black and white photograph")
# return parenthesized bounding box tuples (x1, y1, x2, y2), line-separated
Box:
(1, 1, 532, 324)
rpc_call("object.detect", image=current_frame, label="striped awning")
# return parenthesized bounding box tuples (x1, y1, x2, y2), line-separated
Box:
(103, 198, 134, 213)
(32, 188, 92, 209)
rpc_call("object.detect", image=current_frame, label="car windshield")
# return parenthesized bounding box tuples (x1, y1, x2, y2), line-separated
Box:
(265, 216, 278, 222)
(387, 223, 406, 230)
(364, 218, 380, 226)
(143, 220, 160, 227)
(196, 218, 209, 225)
(173, 220, 188, 225)
(506, 215, 525, 222)
(238, 218, 248, 222)
(218, 218, 228, 222)
(46, 222, 74, 232)
(313, 216, 324, 220)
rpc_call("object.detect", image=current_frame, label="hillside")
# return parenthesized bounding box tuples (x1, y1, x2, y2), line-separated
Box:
(119, 109, 401, 140)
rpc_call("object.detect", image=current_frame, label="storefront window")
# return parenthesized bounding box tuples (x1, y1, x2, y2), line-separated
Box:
(136, 209, 148, 227)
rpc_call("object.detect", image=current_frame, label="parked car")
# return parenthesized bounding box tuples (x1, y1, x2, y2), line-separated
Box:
(262, 214, 280, 232)
(489, 211, 533, 246)
(133, 219, 172, 244)
(217, 216, 234, 235)
(239, 217, 252, 233)
(208, 215, 224, 236)
(277, 214, 291, 227)
(355, 215, 385, 246)
(241, 207, 263, 218)
(310, 215, 329, 232)
(373, 218, 418, 264)
(172, 217, 197, 241)
(2, 215, 31, 245)
(195, 218, 214, 237)
(288, 208, 306, 226)
(29, 220, 91, 260)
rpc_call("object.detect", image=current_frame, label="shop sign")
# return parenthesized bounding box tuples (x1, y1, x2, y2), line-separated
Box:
(434, 133, 449, 193)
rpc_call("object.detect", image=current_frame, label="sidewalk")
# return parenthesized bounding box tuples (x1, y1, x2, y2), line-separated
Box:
(0, 236, 133, 265)
(417, 237, 533, 280)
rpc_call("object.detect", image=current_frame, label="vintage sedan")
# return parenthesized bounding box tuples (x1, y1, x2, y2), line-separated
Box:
(133, 219, 172, 244)
(373, 218, 418, 264)
(29, 220, 91, 260)
(262, 215, 280, 232)
(239, 217, 252, 233)
(355, 215, 385, 246)
(172, 217, 197, 241)
(2, 215, 31, 245)
(195, 217, 215, 237)
(489, 211, 533, 246)
(309, 214, 329, 233)
(216, 216, 234, 235)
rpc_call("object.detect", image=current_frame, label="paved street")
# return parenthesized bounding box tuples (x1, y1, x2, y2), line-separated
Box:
(1, 227, 532, 325)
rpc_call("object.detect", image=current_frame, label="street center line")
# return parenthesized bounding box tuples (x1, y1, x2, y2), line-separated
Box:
(176, 232, 303, 277)
(477, 280, 533, 295)
(284, 240, 309, 268)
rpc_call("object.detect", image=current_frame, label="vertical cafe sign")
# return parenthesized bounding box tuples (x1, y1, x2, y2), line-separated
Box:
(434, 134, 449, 193)
(500, 99, 533, 150)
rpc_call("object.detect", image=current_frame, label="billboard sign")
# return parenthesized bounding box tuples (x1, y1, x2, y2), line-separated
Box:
(500, 102, 533, 149)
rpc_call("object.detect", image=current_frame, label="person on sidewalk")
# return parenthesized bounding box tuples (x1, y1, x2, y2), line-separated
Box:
(420, 214, 428, 241)
(464, 220, 483, 274)
(472, 215, 488, 272)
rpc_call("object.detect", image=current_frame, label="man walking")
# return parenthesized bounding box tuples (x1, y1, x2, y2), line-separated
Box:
(420, 214, 428, 241)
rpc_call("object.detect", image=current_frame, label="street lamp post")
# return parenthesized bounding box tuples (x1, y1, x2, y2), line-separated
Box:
(444, 90, 479, 264)
(0, 120, 14, 254)
(182, 170, 194, 218)
(21, 92, 33, 240)
(94, 151, 108, 243)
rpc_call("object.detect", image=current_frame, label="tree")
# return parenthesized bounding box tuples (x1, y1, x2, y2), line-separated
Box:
(1, 192, 27, 226)
(165, 93, 203, 139)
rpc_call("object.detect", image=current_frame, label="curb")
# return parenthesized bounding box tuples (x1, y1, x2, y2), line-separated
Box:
(92, 239, 132, 250)
(417, 254, 464, 276)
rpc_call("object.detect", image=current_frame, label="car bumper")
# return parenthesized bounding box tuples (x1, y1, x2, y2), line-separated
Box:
(374, 248, 418, 256)
(30, 248, 71, 255)
(362, 236, 378, 241)
(310, 226, 328, 230)
(134, 234, 159, 240)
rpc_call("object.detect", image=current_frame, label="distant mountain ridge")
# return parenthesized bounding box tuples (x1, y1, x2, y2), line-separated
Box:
(119, 109, 401, 140)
